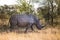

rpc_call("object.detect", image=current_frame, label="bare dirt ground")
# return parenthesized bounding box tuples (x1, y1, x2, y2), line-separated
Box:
(0, 25, 60, 40)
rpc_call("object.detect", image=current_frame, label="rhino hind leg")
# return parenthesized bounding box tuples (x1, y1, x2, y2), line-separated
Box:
(9, 24, 17, 32)
(9, 25, 14, 32)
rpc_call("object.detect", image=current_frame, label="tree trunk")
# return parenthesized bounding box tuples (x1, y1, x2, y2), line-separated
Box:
(50, 1, 54, 26)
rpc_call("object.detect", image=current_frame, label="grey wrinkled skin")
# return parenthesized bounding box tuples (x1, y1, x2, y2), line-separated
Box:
(9, 14, 44, 33)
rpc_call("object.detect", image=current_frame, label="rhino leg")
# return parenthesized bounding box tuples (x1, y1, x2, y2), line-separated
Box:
(31, 24, 34, 31)
(9, 24, 17, 32)
(24, 24, 32, 33)
(9, 25, 14, 32)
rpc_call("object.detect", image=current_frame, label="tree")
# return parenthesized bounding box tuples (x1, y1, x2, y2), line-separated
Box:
(0, 5, 18, 19)
(55, 0, 60, 15)
(37, 0, 58, 26)
(17, 0, 33, 14)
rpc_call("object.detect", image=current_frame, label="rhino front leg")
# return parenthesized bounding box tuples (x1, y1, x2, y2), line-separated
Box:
(24, 24, 32, 33)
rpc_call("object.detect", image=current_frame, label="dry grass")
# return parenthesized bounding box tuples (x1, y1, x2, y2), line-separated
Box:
(0, 19, 60, 40)
(0, 27, 60, 40)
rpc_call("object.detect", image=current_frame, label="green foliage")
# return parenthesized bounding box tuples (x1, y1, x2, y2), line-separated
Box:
(17, 0, 33, 14)
(38, 0, 60, 26)
(55, 0, 60, 15)
(0, 5, 17, 19)
(0, 0, 59, 26)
